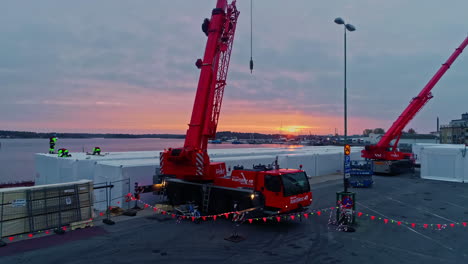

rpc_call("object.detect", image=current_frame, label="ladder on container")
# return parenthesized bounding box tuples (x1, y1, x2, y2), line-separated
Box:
(202, 185, 212, 212)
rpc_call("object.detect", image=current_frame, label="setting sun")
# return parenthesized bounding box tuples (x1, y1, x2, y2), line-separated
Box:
(278, 126, 312, 134)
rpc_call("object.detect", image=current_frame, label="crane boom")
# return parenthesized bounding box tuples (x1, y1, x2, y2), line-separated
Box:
(362, 36, 468, 161)
(184, 0, 239, 151)
(161, 0, 239, 181)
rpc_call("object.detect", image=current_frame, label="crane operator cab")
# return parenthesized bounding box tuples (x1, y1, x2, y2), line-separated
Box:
(215, 167, 312, 215)
(258, 170, 312, 214)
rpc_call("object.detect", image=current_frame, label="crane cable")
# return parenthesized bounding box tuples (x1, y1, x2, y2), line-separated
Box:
(249, 0, 254, 73)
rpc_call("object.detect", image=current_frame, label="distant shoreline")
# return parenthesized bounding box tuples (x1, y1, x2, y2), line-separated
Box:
(0, 130, 286, 140)
(0, 135, 186, 139)
(0, 130, 185, 139)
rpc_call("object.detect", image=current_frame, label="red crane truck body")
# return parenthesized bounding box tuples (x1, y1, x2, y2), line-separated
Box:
(160, 0, 312, 214)
(362, 36, 468, 174)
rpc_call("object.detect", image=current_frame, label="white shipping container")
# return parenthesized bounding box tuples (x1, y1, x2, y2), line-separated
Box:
(420, 145, 468, 182)
(35, 152, 160, 185)
(278, 153, 316, 177)
(212, 155, 278, 172)
(93, 159, 159, 211)
(411, 143, 444, 165)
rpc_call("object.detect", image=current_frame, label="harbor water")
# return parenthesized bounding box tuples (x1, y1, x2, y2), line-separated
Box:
(0, 138, 293, 184)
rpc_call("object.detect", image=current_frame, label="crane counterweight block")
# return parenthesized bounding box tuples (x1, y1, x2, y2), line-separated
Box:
(161, 148, 220, 180)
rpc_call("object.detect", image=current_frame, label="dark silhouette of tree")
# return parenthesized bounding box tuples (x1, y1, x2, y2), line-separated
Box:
(373, 128, 385, 134)
(362, 129, 373, 136)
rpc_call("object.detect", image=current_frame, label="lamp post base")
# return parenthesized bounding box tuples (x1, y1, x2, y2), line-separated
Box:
(336, 191, 356, 226)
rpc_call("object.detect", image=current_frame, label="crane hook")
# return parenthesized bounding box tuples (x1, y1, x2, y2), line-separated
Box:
(249, 0, 254, 74)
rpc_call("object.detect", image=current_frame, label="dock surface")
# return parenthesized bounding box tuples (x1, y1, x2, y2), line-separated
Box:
(2, 171, 468, 264)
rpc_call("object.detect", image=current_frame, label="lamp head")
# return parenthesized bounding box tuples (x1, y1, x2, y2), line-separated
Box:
(334, 17, 345, 25)
(345, 24, 356, 32)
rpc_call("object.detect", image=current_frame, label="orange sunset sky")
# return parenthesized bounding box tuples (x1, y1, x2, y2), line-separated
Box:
(1, 1, 468, 135)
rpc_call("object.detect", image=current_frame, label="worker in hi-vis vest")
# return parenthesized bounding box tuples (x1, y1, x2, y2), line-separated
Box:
(49, 136, 58, 154)
(58, 148, 71, 157)
(92, 146, 101, 155)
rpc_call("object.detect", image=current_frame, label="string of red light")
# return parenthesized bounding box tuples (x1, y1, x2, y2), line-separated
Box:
(132, 199, 468, 230)
(6, 199, 468, 242)
(355, 212, 467, 230)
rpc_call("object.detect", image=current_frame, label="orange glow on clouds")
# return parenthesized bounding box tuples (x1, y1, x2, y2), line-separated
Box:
(6, 79, 390, 135)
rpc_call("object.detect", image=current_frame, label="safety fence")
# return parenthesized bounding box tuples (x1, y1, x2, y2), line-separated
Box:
(93, 179, 131, 214)
(0, 180, 93, 242)
(1, 179, 130, 243)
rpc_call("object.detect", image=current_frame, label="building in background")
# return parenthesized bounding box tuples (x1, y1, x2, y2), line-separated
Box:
(440, 113, 468, 144)
(367, 133, 438, 145)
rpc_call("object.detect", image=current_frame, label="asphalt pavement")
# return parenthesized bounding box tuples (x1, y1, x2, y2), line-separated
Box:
(2, 170, 468, 264)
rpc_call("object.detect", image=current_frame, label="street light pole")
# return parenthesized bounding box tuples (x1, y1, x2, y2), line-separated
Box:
(344, 24, 348, 193)
(334, 17, 355, 193)
(344, 26, 347, 152)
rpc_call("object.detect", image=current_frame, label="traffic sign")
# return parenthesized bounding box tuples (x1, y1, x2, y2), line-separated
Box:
(345, 155, 351, 163)
(345, 172, 351, 179)
(344, 144, 351, 155)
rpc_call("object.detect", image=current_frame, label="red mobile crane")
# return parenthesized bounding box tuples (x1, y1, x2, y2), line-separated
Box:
(159, 0, 312, 214)
(362, 36, 468, 174)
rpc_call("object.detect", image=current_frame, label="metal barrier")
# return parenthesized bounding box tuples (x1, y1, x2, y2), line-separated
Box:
(1, 193, 4, 243)
(0, 178, 155, 244)
(0, 181, 93, 241)
(109, 179, 131, 210)
(92, 179, 131, 225)
(0, 179, 135, 243)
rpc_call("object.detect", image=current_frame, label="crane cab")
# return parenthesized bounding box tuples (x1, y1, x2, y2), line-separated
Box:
(214, 167, 312, 214)
(254, 169, 312, 214)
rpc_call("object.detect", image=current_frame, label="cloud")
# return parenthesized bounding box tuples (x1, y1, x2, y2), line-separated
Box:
(1, 0, 468, 134)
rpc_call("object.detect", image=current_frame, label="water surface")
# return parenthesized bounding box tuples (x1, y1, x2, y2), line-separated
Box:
(0, 138, 289, 183)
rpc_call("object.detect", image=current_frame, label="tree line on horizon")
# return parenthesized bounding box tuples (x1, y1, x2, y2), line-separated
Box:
(362, 128, 417, 136)
(0, 130, 185, 139)
(0, 129, 419, 139)
(0, 130, 291, 139)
